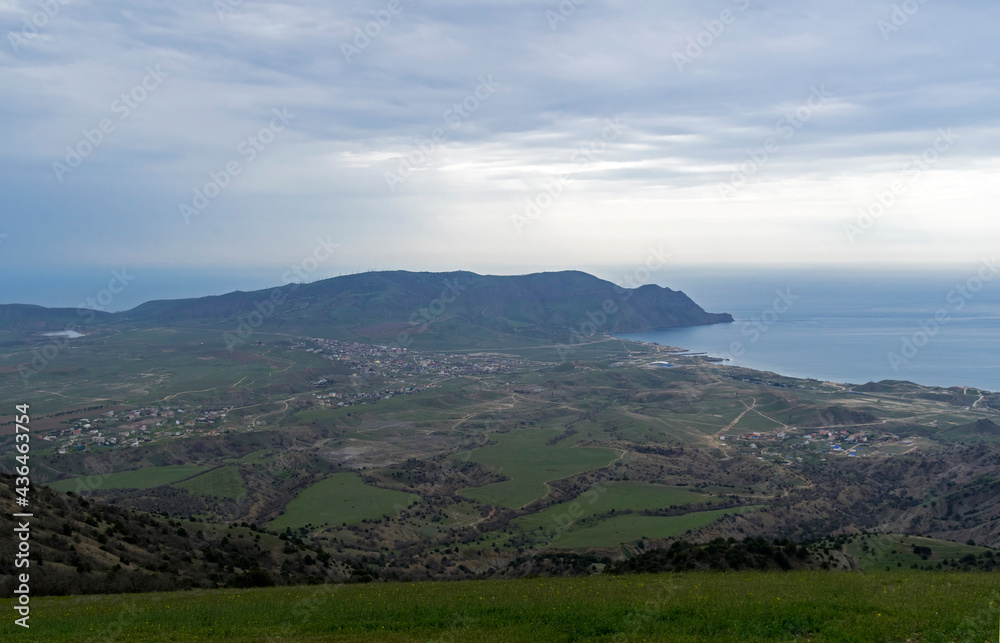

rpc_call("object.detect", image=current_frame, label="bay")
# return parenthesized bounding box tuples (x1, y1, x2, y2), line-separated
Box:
(614, 267, 1000, 392)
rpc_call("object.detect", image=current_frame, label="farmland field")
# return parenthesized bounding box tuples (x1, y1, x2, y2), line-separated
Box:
(47, 464, 208, 492)
(5, 571, 998, 642)
(512, 481, 712, 533)
(174, 465, 247, 500)
(457, 429, 619, 508)
(546, 506, 764, 549)
(268, 472, 419, 530)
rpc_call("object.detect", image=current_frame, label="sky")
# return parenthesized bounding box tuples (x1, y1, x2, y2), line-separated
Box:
(2, 0, 999, 306)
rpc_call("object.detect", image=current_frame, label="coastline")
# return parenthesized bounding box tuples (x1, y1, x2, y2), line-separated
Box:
(619, 335, 999, 396)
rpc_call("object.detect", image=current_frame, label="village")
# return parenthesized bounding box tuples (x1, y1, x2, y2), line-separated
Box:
(33, 340, 527, 454)
(298, 338, 524, 380)
(720, 425, 924, 465)
(39, 406, 233, 454)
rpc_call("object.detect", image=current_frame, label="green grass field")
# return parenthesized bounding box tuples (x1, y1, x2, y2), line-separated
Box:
(47, 464, 208, 493)
(0, 328, 331, 413)
(547, 506, 764, 549)
(268, 473, 418, 530)
(513, 482, 711, 534)
(458, 429, 619, 508)
(837, 534, 994, 571)
(5, 571, 998, 642)
(174, 466, 247, 500)
(225, 449, 272, 464)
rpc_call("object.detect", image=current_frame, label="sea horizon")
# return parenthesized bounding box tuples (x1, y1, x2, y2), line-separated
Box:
(618, 267, 1000, 394)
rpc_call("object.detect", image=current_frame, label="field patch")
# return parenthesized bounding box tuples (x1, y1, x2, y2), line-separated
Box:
(548, 506, 763, 549)
(832, 534, 993, 571)
(47, 464, 207, 492)
(458, 429, 618, 508)
(513, 482, 712, 534)
(174, 465, 247, 500)
(268, 472, 418, 530)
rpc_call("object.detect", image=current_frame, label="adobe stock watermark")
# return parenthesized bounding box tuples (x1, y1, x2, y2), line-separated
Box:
(51, 65, 169, 182)
(340, 0, 414, 62)
(511, 117, 627, 234)
(266, 586, 341, 639)
(384, 76, 501, 192)
(214, 0, 244, 22)
(843, 128, 959, 243)
(887, 256, 999, 372)
(717, 85, 832, 199)
(673, 0, 752, 72)
(180, 107, 295, 223)
(7, 0, 72, 53)
(223, 237, 339, 351)
(878, 0, 930, 41)
(545, 0, 587, 31)
(545, 478, 610, 539)
(18, 268, 135, 383)
(396, 278, 468, 348)
(64, 450, 132, 494)
(513, 473, 617, 559)
(718, 288, 797, 362)
(556, 246, 671, 361)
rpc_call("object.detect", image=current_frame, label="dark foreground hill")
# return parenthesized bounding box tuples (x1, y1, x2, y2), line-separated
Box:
(0, 270, 732, 347)
(0, 475, 351, 596)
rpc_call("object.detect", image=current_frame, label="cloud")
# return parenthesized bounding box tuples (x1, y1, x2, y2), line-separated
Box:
(1, 0, 998, 278)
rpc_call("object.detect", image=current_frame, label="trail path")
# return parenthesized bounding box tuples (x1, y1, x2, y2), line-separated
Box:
(718, 398, 757, 436)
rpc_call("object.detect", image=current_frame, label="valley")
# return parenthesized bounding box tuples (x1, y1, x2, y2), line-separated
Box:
(3, 317, 999, 589)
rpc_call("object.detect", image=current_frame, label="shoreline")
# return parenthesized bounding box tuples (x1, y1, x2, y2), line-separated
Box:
(618, 336, 999, 396)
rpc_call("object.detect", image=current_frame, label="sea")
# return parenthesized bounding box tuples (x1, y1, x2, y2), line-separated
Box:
(612, 266, 1000, 393)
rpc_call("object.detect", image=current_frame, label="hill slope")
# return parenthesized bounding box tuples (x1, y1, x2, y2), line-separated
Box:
(0, 475, 349, 596)
(0, 304, 113, 331)
(3, 271, 733, 348)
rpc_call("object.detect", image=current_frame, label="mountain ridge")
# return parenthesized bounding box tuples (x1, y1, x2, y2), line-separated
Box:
(0, 270, 733, 347)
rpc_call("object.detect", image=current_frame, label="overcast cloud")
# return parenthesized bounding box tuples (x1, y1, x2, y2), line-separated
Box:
(2, 0, 998, 281)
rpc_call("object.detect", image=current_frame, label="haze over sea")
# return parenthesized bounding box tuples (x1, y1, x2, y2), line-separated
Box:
(618, 266, 1000, 394)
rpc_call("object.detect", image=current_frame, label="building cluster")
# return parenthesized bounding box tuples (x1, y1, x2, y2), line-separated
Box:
(721, 425, 921, 463)
(300, 338, 524, 380)
(44, 406, 233, 454)
(35, 339, 526, 455)
(299, 339, 524, 408)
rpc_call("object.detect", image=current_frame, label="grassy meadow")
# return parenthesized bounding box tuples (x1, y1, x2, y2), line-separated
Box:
(458, 429, 619, 508)
(834, 534, 996, 572)
(512, 482, 712, 533)
(4, 571, 998, 642)
(267, 472, 419, 531)
(47, 465, 208, 493)
(545, 506, 764, 549)
(175, 466, 247, 501)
